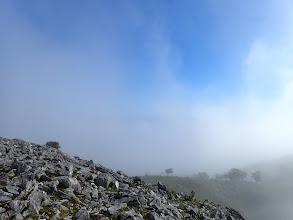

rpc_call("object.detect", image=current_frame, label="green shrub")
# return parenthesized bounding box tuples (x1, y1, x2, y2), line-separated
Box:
(46, 141, 60, 149)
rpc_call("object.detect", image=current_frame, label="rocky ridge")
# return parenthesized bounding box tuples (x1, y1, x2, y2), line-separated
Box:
(0, 138, 245, 220)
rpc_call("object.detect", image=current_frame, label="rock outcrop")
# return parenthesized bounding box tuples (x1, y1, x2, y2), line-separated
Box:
(0, 137, 245, 219)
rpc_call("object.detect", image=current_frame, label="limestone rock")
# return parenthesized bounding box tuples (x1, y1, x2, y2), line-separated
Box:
(94, 173, 115, 188)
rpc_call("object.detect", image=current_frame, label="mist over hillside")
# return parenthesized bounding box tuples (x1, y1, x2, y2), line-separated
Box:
(141, 155, 293, 220)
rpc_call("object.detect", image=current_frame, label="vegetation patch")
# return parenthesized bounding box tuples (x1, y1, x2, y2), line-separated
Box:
(62, 201, 71, 209)
(39, 206, 55, 219)
(73, 168, 81, 177)
(59, 209, 70, 218)
(25, 214, 38, 220)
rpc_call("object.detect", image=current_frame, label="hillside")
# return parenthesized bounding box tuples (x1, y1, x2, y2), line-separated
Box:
(141, 174, 293, 220)
(0, 137, 244, 219)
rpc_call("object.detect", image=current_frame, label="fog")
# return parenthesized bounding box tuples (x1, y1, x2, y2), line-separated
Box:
(1, 0, 293, 179)
(3, 1, 293, 219)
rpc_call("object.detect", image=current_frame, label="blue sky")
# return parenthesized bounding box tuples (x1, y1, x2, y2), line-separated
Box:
(1, 0, 293, 175)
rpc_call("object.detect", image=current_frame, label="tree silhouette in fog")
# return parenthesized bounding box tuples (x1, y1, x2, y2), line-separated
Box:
(225, 168, 247, 182)
(165, 168, 173, 177)
(251, 170, 261, 183)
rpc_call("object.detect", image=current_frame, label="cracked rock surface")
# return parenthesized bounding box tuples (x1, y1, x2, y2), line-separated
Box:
(0, 137, 245, 219)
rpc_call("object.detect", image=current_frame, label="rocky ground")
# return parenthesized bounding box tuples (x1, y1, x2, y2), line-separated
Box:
(0, 137, 245, 220)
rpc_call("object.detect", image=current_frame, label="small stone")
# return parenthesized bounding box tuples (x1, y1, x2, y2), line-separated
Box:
(111, 181, 119, 191)
(91, 189, 98, 199)
(0, 196, 12, 202)
(14, 213, 24, 220)
(10, 200, 25, 213)
(89, 213, 100, 220)
(157, 182, 167, 191)
(149, 212, 162, 220)
(74, 210, 90, 219)
(6, 186, 20, 196)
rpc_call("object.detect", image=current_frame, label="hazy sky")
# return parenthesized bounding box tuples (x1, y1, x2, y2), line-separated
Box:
(1, 0, 293, 175)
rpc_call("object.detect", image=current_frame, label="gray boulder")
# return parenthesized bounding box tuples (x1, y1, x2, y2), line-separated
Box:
(55, 176, 81, 193)
(10, 200, 26, 213)
(74, 210, 90, 219)
(94, 173, 115, 188)
(148, 212, 162, 220)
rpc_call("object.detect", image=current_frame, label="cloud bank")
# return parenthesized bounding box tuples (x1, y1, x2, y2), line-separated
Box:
(1, 1, 293, 175)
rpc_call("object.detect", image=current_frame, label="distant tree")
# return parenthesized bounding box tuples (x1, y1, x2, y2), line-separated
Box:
(46, 141, 60, 149)
(226, 168, 247, 182)
(215, 173, 226, 181)
(197, 172, 209, 180)
(165, 168, 173, 177)
(251, 170, 261, 183)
